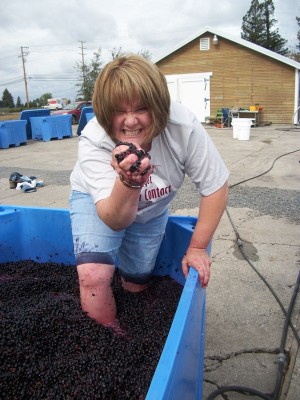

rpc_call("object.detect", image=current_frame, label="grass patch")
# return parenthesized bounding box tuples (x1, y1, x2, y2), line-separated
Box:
(0, 113, 19, 121)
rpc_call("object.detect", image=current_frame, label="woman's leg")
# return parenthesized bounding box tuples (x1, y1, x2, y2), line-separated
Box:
(77, 262, 116, 325)
(121, 278, 149, 293)
(70, 191, 124, 327)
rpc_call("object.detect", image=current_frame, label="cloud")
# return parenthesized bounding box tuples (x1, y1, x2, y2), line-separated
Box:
(0, 0, 297, 103)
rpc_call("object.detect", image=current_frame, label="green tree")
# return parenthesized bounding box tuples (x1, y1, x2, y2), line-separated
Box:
(16, 96, 22, 108)
(75, 48, 104, 101)
(39, 93, 52, 106)
(241, 0, 264, 44)
(29, 100, 38, 108)
(110, 47, 151, 60)
(287, 16, 300, 61)
(241, 0, 288, 55)
(110, 46, 124, 59)
(138, 49, 152, 60)
(2, 88, 14, 108)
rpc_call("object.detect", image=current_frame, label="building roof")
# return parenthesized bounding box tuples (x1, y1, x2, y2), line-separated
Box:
(153, 26, 300, 70)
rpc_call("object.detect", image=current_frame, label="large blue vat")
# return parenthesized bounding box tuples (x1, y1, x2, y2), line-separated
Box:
(30, 115, 72, 141)
(0, 205, 206, 399)
(0, 120, 27, 148)
(20, 108, 51, 139)
(76, 105, 94, 136)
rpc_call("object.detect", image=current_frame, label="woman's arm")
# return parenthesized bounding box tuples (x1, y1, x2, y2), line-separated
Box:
(182, 181, 228, 287)
(96, 144, 152, 231)
(96, 177, 142, 231)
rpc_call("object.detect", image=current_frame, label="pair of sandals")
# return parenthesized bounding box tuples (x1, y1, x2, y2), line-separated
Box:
(9, 172, 44, 193)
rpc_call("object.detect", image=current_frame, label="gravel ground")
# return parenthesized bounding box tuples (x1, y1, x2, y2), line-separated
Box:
(171, 176, 300, 225)
(1, 167, 299, 224)
(227, 186, 300, 224)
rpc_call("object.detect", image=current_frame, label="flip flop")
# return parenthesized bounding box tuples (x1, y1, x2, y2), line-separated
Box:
(16, 181, 37, 193)
(29, 179, 45, 188)
(20, 184, 37, 193)
(36, 180, 45, 187)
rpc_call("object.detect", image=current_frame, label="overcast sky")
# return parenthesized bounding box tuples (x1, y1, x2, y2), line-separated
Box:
(0, 0, 298, 104)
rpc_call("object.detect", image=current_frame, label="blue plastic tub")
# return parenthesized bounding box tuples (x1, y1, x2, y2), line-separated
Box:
(20, 108, 51, 139)
(86, 112, 95, 123)
(0, 120, 27, 149)
(0, 205, 206, 400)
(76, 106, 94, 136)
(29, 115, 72, 141)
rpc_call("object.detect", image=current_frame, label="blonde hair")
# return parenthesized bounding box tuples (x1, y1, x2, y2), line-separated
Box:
(92, 54, 170, 140)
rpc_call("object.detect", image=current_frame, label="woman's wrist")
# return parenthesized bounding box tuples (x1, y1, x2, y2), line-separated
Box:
(119, 174, 143, 189)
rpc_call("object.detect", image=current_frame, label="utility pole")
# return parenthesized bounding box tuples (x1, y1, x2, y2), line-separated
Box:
(78, 41, 87, 100)
(19, 46, 30, 108)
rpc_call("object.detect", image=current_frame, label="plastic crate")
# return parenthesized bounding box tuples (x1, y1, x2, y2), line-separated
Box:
(86, 112, 95, 123)
(0, 205, 207, 399)
(77, 106, 94, 136)
(20, 108, 51, 139)
(30, 115, 72, 141)
(0, 120, 27, 149)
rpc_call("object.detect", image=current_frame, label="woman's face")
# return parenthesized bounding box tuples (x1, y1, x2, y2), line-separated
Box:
(111, 99, 153, 149)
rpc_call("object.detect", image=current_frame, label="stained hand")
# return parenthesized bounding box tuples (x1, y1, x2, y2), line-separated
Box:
(182, 247, 211, 288)
(111, 142, 153, 185)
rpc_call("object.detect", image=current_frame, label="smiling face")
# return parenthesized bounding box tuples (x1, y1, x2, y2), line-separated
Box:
(93, 55, 170, 145)
(111, 99, 153, 149)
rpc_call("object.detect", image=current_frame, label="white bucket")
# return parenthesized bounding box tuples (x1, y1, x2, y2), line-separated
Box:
(238, 126, 251, 140)
(231, 118, 253, 140)
(231, 118, 239, 139)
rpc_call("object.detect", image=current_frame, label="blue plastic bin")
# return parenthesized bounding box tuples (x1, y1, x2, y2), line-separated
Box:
(86, 112, 95, 123)
(0, 120, 27, 149)
(77, 106, 94, 136)
(20, 108, 50, 139)
(30, 115, 72, 141)
(0, 205, 207, 400)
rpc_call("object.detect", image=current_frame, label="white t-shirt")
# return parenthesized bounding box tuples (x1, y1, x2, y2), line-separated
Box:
(70, 102, 229, 223)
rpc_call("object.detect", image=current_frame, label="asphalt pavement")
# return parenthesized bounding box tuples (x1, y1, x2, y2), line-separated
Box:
(0, 123, 299, 400)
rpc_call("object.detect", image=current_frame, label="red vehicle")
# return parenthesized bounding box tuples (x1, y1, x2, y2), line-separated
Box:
(52, 101, 92, 124)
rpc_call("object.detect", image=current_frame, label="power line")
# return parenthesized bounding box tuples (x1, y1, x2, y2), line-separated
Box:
(29, 73, 79, 82)
(0, 77, 78, 85)
(0, 77, 24, 86)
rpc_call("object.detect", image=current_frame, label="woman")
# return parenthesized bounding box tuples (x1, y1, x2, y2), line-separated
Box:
(70, 54, 229, 330)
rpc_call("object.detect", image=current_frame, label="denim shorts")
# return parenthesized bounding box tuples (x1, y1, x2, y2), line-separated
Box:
(69, 190, 169, 284)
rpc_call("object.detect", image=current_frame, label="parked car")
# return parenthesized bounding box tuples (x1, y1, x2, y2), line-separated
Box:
(52, 101, 92, 124)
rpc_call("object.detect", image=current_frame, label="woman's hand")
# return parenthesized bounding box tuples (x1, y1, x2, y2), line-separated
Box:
(98, 142, 153, 230)
(181, 183, 228, 289)
(111, 142, 153, 186)
(182, 247, 211, 288)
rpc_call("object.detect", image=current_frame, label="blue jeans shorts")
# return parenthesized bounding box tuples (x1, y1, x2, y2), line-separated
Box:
(69, 190, 169, 284)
